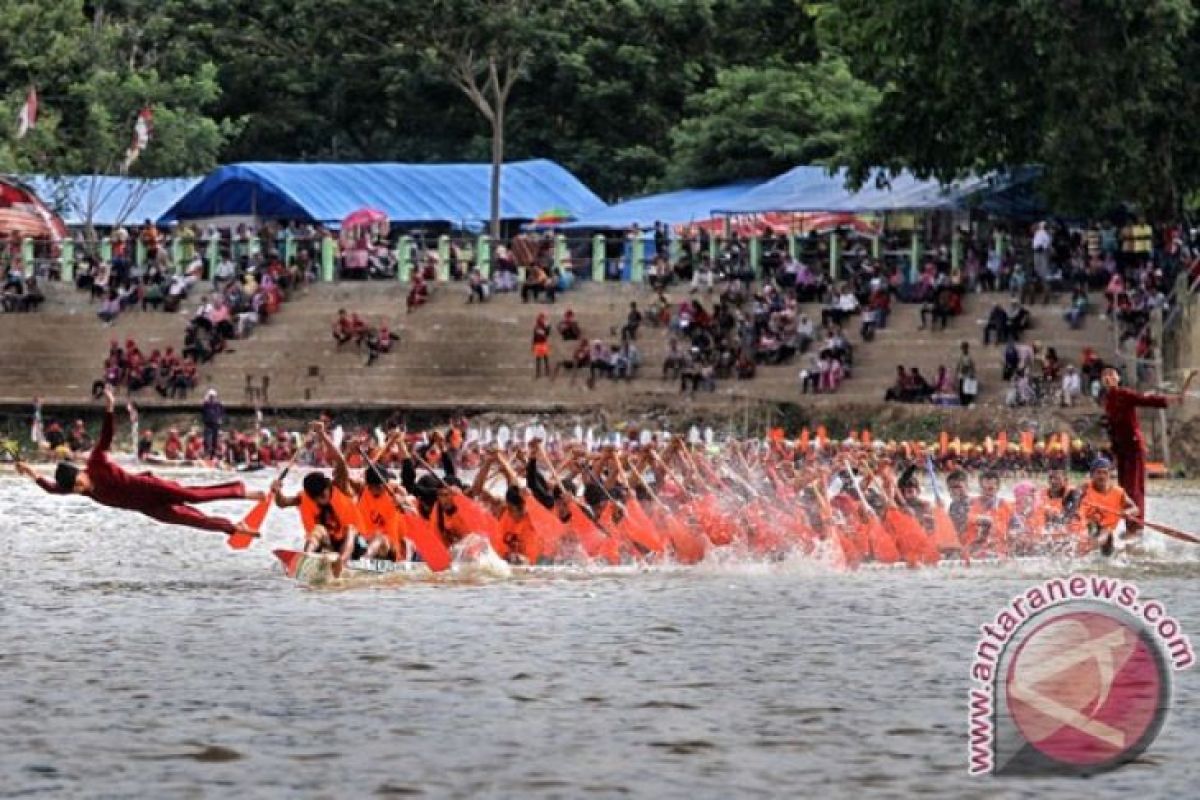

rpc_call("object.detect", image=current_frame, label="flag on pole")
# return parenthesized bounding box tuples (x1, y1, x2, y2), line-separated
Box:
(15, 87, 37, 139)
(121, 107, 153, 172)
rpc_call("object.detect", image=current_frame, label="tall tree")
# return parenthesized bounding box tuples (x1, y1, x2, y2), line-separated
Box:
(666, 59, 877, 186)
(3, 1, 237, 242)
(822, 0, 1200, 219)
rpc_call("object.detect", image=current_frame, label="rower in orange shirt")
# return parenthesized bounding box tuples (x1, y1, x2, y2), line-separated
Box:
(1080, 457, 1139, 556)
(1006, 481, 1046, 556)
(966, 471, 1012, 558)
(273, 423, 364, 563)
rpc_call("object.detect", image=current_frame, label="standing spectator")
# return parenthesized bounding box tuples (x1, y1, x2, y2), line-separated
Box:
(956, 341, 978, 406)
(201, 389, 225, 458)
(532, 313, 551, 379)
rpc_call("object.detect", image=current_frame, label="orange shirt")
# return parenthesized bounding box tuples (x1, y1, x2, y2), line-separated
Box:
(1082, 484, 1128, 532)
(299, 487, 362, 545)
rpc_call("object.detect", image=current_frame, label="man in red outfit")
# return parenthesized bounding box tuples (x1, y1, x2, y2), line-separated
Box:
(1100, 367, 1194, 533)
(17, 389, 264, 537)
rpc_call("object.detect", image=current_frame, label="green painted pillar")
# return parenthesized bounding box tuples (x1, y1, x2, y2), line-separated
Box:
(100, 237, 113, 264)
(669, 235, 682, 267)
(21, 237, 34, 270)
(554, 234, 568, 271)
(283, 231, 296, 268)
(135, 237, 146, 268)
(828, 232, 840, 280)
(60, 239, 74, 282)
(205, 237, 219, 280)
(249, 236, 261, 259)
(951, 228, 962, 272)
(436, 235, 450, 281)
(871, 235, 881, 260)
(749, 235, 762, 278)
(909, 232, 922, 284)
(631, 235, 645, 283)
(398, 236, 414, 282)
(592, 234, 605, 282)
(476, 235, 491, 279)
(320, 236, 337, 282)
(788, 234, 798, 261)
(992, 230, 1005, 259)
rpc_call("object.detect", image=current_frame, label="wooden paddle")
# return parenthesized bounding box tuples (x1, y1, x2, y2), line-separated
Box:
(1081, 499, 1200, 546)
(232, 447, 302, 550)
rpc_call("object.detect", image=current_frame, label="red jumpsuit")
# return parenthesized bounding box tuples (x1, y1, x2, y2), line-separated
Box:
(1103, 386, 1168, 525)
(37, 411, 247, 533)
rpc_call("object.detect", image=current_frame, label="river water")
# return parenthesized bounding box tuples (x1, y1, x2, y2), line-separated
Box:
(2, 471, 1200, 799)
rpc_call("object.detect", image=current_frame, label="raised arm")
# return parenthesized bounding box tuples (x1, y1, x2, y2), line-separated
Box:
(93, 388, 117, 455)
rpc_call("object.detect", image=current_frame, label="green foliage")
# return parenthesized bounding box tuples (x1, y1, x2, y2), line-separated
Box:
(3, 1, 237, 180)
(666, 59, 877, 187)
(822, 0, 1200, 219)
(0, 0, 1194, 220)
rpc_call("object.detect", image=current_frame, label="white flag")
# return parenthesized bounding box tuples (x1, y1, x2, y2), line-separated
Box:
(15, 87, 37, 139)
(122, 107, 153, 171)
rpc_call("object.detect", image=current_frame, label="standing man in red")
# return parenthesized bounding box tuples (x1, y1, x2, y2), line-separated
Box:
(1101, 367, 1194, 533)
(16, 388, 264, 537)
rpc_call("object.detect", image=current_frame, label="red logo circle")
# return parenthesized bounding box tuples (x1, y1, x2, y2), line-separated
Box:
(1005, 610, 1165, 767)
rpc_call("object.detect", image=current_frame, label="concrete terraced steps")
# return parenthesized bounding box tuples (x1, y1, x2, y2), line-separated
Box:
(0, 280, 1113, 411)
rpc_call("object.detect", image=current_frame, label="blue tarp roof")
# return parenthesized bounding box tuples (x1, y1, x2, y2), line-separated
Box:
(159, 160, 606, 226)
(715, 166, 1042, 215)
(561, 181, 764, 230)
(24, 175, 202, 228)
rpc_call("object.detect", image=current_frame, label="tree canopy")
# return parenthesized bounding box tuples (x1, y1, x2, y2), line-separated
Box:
(1, 0, 1196, 218)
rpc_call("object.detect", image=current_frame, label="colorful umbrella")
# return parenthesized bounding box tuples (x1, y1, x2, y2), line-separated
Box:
(532, 207, 575, 226)
(341, 207, 389, 231)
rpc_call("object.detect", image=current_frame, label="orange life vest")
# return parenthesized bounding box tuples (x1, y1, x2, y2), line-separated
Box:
(299, 486, 362, 545)
(1082, 484, 1126, 532)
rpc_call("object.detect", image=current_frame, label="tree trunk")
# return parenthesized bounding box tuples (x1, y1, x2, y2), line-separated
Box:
(490, 103, 504, 242)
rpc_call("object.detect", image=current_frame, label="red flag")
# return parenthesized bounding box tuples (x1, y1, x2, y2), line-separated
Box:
(15, 87, 37, 139)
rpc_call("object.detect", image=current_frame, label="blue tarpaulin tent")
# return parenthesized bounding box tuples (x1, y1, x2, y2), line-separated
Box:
(159, 160, 606, 226)
(561, 181, 763, 230)
(24, 175, 201, 228)
(715, 166, 1042, 215)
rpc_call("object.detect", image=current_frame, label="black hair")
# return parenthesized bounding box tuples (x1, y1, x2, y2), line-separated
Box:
(302, 472, 331, 499)
(55, 462, 79, 492)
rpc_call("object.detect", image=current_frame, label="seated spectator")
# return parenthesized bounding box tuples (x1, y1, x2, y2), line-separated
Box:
(859, 305, 877, 342)
(558, 309, 581, 340)
(467, 267, 488, 303)
(407, 273, 429, 312)
(332, 309, 353, 345)
(820, 352, 845, 393)
(821, 286, 859, 327)
(930, 365, 957, 404)
(884, 366, 910, 402)
(1060, 364, 1083, 407)
(587, 340, 613, 388)
(97, 290, 121, 324)
(735, 351, 756, 380)
(349, 313, 368, 347)
(521, 264, 551, 303)
(553, 338, 591, 383)
(1064, 288, 1088, 329)
(621, 302, 641, 341)
(662, 338, 687, 381)
(1007, 301, 1031, 340)
(920, 287, 953, 331)
(983, 304, 1009, 345)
